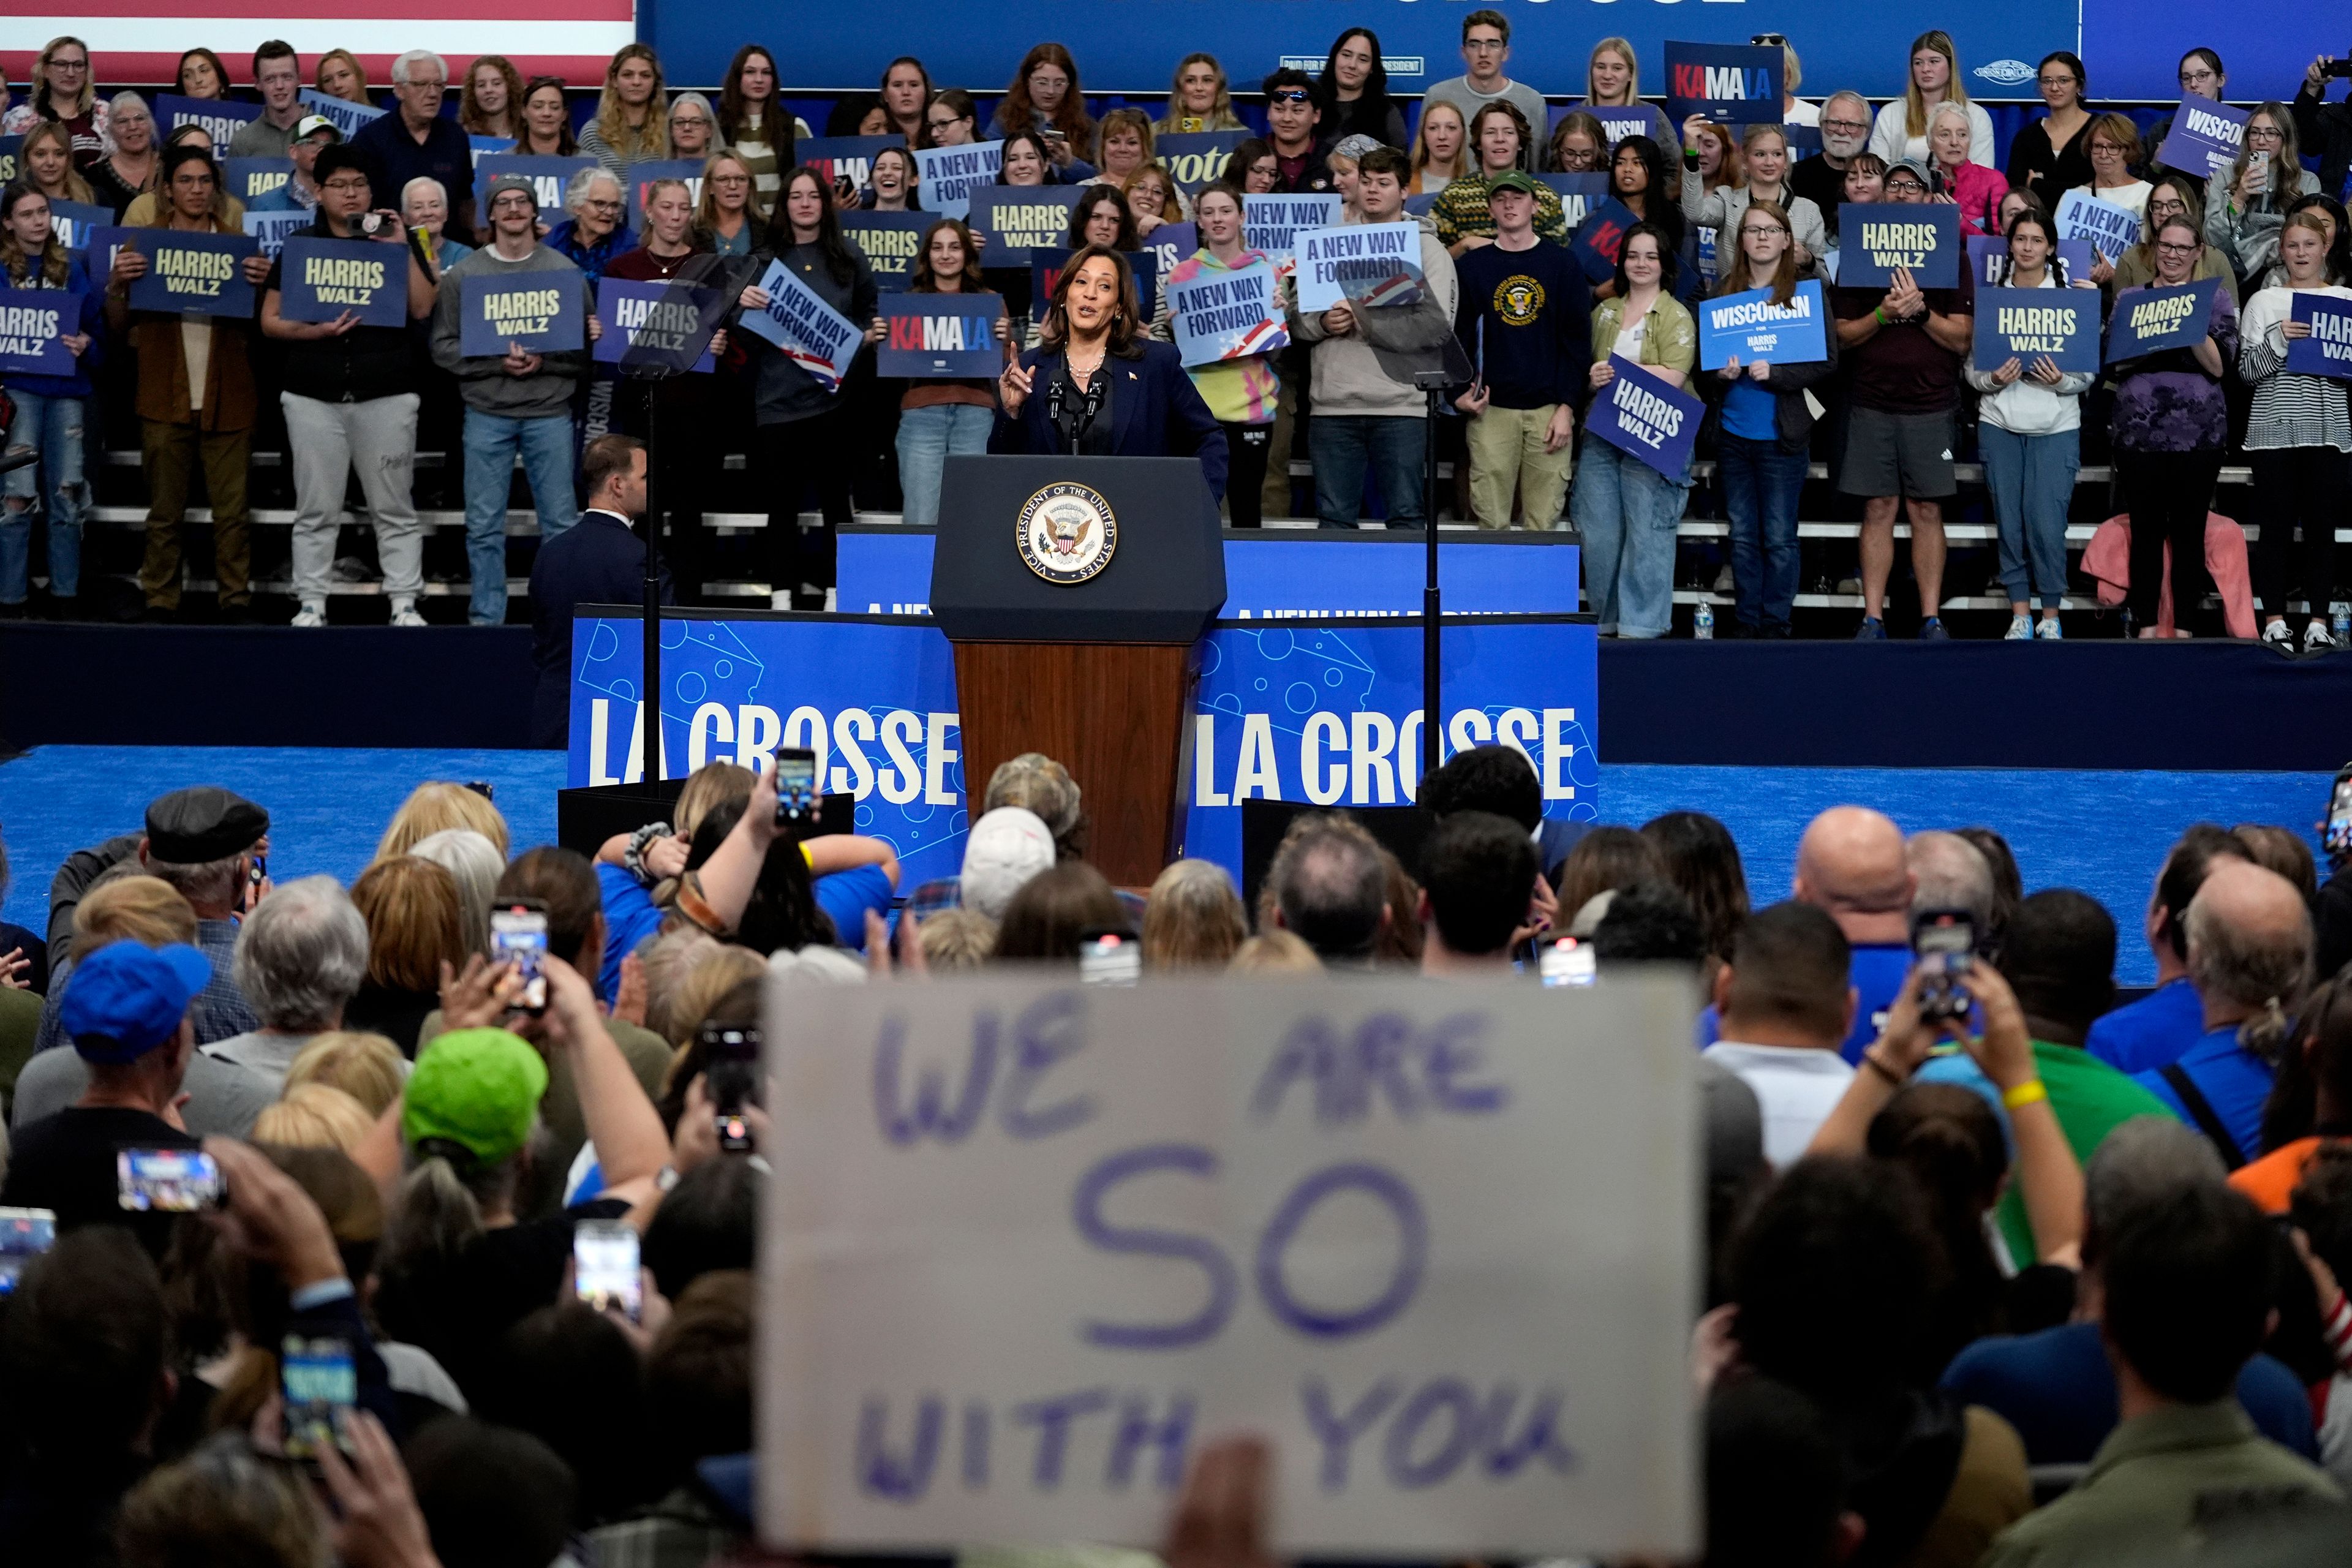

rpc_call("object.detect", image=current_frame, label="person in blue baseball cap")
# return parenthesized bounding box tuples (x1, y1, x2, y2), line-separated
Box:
(0, 940, 213, 1254)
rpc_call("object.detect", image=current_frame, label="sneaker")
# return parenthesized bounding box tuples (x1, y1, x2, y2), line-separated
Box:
(2307, 622, 2340, 655)
(2035, 616, 2063, 641)
(1855, 617, 1887, 640)
(770, 590, 794, 611)
(2004, 614, 2031, 640)
(1836, 576, 1863, 595)
(290, 603, 327, 628)
(1713, 564, 1735, 593)
(1919, 617, 1950, 641)
(2263, 620, 2295, 649)
(823, 587, 838, 612)
(391, 603, 427, 628)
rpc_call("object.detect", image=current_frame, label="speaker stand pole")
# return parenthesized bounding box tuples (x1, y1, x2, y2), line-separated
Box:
(638, 379, 666, 786)
(1415, 372, 1450, 782)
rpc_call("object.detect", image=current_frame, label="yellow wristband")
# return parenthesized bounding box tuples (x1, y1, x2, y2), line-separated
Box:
(2000, 1079, 2049, 1112)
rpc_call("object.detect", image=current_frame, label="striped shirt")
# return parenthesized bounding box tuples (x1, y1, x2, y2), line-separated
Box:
(2239, 285, 2352, 451)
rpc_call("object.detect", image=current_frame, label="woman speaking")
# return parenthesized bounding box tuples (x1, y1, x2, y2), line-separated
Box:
(994, 245, 1228, 498)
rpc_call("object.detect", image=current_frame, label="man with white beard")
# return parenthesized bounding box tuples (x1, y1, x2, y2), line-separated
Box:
(1790, 89, 1872, 221)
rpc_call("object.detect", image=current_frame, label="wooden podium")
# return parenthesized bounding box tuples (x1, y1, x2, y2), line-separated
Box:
(930, 455, 1227, 889)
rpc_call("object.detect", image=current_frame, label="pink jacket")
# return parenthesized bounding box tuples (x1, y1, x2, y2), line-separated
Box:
(1938, 160, 2010, 236)
(2081, 513, 2257, 637)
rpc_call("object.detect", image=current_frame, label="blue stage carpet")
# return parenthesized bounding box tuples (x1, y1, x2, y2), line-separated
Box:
(0, 746, 2331, 987)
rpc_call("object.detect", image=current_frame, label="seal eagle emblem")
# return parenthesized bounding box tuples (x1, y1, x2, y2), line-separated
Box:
(1016, 481, 1118, 584)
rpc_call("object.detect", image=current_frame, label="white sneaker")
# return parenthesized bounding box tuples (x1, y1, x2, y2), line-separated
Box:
(1713, 564, 1735, 593)
(2263, 620, 2296, 649)
(2004, 614, 2031, 640)
(391, 602, 426, 628)
(290, 603, 326, 628)
(770, 590, 794, 611)
(823, 587, 837, 612)
(2035, 616, 2062, 641)
(2307, 622, 2340, 654)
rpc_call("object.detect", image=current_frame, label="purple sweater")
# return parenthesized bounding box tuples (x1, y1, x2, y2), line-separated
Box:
(2109, 282, 2239, 453)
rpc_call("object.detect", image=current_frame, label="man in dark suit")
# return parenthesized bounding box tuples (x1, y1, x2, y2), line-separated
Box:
(529, 433, 670, 747)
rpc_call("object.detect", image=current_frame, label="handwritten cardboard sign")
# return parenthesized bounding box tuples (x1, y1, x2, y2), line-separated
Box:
(756, 974, 1700, 1556)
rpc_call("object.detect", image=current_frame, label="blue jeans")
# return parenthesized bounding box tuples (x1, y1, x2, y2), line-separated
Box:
(1980, 424, 2078, 610)
(1572, 437, 1691, 638)
(1311, 414, 1427, 529)
(1717, 432, 1806, 634)
(1, 390, 88, 603)
(895, 403, 995, 530)
(463, 407, 578, 625)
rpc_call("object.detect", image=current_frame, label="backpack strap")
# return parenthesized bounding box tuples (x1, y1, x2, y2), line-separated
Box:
(2162, 1062, 2246, 1172)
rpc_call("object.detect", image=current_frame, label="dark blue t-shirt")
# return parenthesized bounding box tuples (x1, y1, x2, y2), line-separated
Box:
(2086, 976, 2206, 1077)
(1451, 238, 1592, 410)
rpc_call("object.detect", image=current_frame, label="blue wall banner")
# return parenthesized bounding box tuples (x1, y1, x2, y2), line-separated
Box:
(2082, 2, 2302, 105)
(568, 611, 1597, 893)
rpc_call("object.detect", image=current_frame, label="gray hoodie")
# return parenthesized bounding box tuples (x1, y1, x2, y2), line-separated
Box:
(1290, 218, 1460, 418)
(429, 242, 594, 420)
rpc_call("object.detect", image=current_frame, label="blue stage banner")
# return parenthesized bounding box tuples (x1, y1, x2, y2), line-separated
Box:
(968, 186, 1085, 266)
(1538, 174, 1610, 233)
(224, 156, 293, 205)
(1242, 194, 1340, 265)
(0, 286, 83, 376)
(297, 88, 385, 139)
(622, 160, 705, 229)
(643, 2, 2070, 102)
(1836, 203, 1961, 289)
(878, 292, 1005, 377)
(157, 93, 258, 142)
(1156, 132, 1248, 195)
(1975, 286, 2101, 374)
(1589, 356, 1700, 479)
(46, 200, 111, 253)
(125, 230, 259, 317)
(797, 135, 899, 192)
(1567, 197, 1639, 284)
(2082, 1, 2300, 104)
(1697, 281, 1828, 369)
(835, 529, 1581, 618)
(2106, 278, 2218, 363)
(2288, 295, 2352, 381)
(1664, 42, 1785, 126)
(914, 141, 1001, 219)
(277, 237, 407, 327)
(1032, 246, 1159, 319)
(473, 155, 600, 221)
(840, 211, 932, 291)
(567, 612, 1597, 892)
(459, 272, 584, 355)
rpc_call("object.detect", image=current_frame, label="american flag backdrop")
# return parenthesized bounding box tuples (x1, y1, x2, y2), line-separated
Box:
(1, 1, 635, 87)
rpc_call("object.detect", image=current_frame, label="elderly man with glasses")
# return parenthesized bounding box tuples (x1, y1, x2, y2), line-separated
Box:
(350, 48, 478, 241)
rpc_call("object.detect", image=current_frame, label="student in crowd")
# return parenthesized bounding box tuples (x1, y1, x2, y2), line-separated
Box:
(1929, 103, 2009, 236)
(857, 145, 920, 213)
(878, 56, 932, 145)
(992, 43, 1094, 178)
(1225, 138, 1280, 193)
(261, 144, 437, 630)
(1966, 207, 2092, 641)
(1069, 183, 1136, 256)
(2239, 211, 2352, 652)
(1546, 109, 1605, 175)
(2296, 51, 2352, 201)
(2114, 176, 2239, 301)
(352, 50, 477, 244)
(2271, 193, 2350, 288)
(1326, 133, 1370, 222)
(1789, 89, 1872, 219)
(1682, 120, 1827, 270)
(461, 55, 527, 141)
(2008, 51, 2096, 208)
(1155, 53, 1245, 135)
(314, 48, 369, 104)
(1572, 37, 1678, 154)
(546, 167, 636, 285)
(120, 124, 241, 227)
(1089, 109, 1185, 217)
(2134, 47, 2228, 181)
(175, 47, 229, 100)
(1687, 120, 1739, 223)
(579, 43, 669, 176)
(2, 37, 105, 162)
(20, 123, 92, 208)
(1410, 100, 1469, 195)
(403, 176, 471, 270)
(736, 166, 881, 608)
(1771, 36, 1818, 126)
(0, 184, 102, 620)
(1292, 147, 1455, 530)
(995, 246, 1226, 491)
(85, 92, 157, 215)
(2208, 103, 2319, 286)
(998, 129, 1056, 188)
(895, 219, 1008, 530)
(1434, 103, 1567, 254)
(105, 146, 272, 622)
(1834, 157, 1973, 639)
(1574, 223, 1696, 637)
(249, 115, 341, 214)
(1596, 136, 1691, 299)
(666, 92, 717, 164)
(1168, 181, 1281, 527)
(227, 40, 306, 157)
(1259, 68, 1330, 194)
(1424, 10, 1547, 147)
(1121, 164, 1182, 240)
(694, 151, 758, 257)
(1314, 28, 1406, 150)
(925, 88, 981, 148)
(717, 45, 789, 213)
(1823, 151, 1888, 257)
(1703, 200, 1839, 638)
(2071, 114, 2153, 241)
(518, 75, 581, 159)
(1872, 31, 1994, 168)
(1452, 170, 1589, 532)
(2111, 215, 2239, 639)
(429, 172, 595, 625)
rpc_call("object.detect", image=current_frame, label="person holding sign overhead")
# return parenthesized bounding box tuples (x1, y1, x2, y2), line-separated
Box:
(105, 145, 274, 621)
(895, 219, 1010, 530)
(994, 244, 1225, 496)
(1702, 201, 1839, 638)
(1679, 121, 1826, 273)
(2238, 213, 2352, 653)
(735, 165, 882, 608)
(1452, 170, 1589, 531)
(2109, 216, 2239, 638)
(0, 184, 102, 619)
(260, 144, 439, 628)
(1964, 208, 2094, 642)
(1166, 181, 1281, 526)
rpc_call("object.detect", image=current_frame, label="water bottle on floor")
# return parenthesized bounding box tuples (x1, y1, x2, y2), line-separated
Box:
(2335, 603, 2350, 645)
(1694, 602, 1714, 639)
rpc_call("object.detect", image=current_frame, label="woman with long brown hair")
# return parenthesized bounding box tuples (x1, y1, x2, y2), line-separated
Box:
(990, 43, 1095, 177)
(895, 218, 1010, 529)
(716, 43, 793, 215)
(313, 48, 370, 104)
(578, 42, 669, 175)
(516, 76, 578, 157)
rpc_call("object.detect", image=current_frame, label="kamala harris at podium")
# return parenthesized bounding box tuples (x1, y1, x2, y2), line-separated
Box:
(993, 244, 1228, 497)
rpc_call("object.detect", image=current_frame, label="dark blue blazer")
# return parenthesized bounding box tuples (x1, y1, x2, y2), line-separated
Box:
(991, 339, 1229, 499)
(529, 509, 673, 748)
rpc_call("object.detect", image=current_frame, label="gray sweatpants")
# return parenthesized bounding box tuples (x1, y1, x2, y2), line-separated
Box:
(283, 390, 424, 605)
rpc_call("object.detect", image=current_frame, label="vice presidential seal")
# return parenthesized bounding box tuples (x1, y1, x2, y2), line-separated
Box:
(1016, 481, 1118, 584)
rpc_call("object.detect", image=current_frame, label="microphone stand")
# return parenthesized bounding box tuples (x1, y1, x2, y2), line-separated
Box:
(1414, 370, 1452, 782)
(636, 377, 669, 787)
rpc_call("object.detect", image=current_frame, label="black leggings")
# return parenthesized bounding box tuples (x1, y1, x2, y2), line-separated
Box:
(1223, 422, 1270, 528)
(2248, 445, 2350, 623)
(759, 408, 854, 594)
(2119, 448, 2221, 631)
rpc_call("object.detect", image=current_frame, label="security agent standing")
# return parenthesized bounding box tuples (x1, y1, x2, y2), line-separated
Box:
(529, 434, 671, 747)
(260, 143, 439, 627)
